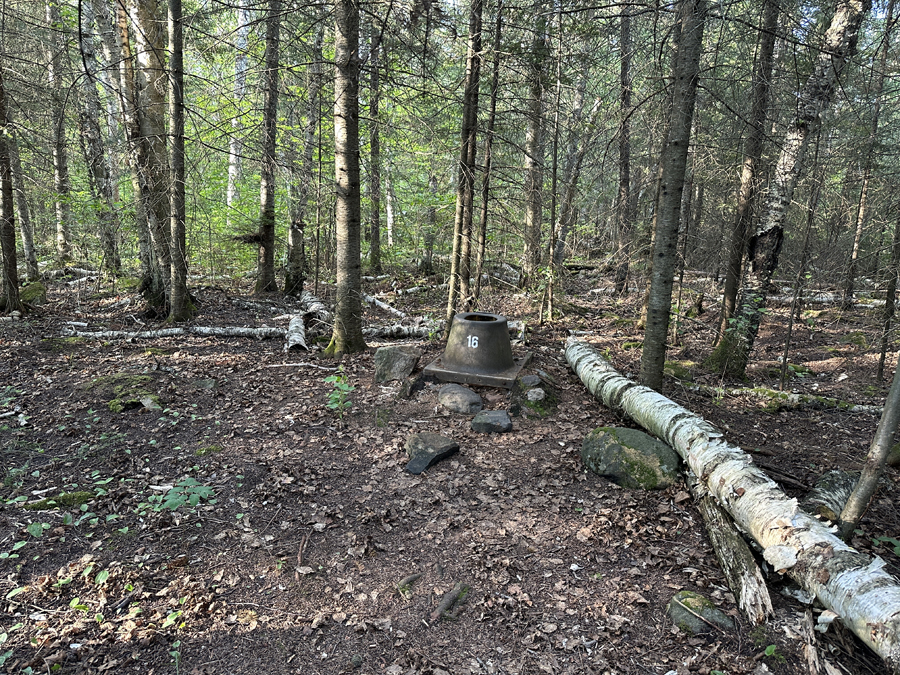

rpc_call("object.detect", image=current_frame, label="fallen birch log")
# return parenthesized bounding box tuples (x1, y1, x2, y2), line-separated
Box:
(684, 383, 883, 415)
(565, 339, 900, 670)
(284, 316, 308, 351)
(61, 325, 285, 340)
(298, 291, 332, 324)
(363, 323, 439, 339)
(363, 293, 406, 319)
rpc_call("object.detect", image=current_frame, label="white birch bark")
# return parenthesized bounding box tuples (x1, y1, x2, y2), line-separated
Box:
(227, 0, 250, 231)
(284, 316, 308, 350)
(63, 326, 285, 340)
(363, 293, 406, 318)
(566, 338, 900, 670)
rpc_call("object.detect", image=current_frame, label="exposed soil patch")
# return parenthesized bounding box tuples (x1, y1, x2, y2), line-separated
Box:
(1, 273, 897, 675)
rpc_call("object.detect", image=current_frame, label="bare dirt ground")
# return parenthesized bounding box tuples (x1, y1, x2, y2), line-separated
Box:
(1, 270, 898, 675)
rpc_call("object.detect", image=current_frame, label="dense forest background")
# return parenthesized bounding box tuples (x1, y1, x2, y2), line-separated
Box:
(1, 0, 898, 364)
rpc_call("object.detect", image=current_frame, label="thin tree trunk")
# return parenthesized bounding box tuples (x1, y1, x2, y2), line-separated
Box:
(445, 0, 482, 329)
(167, 0, 193, 321)
(639, 0, 706, 391)
(614, 6, 635, 295)
(8, 129, 37, 282)
(567, 339, 900, 672)
(878, 212, 900, 381)
(839, 359, 900, 539)
(473, 0, 503, 308)
(842, 0, 894, 310)
(716, 0, 778, 341)
(46, 0, 73, 264)
(227, 0, 250, 232)
(384, 158, 395, 247)
(326, 0, 366, 355)
(367, 21, 382, 272)
(0, 65, 21, 313)
(708, 0, 870, 378)
(79, 0, 121, 274)
(286, 24, 324, 297)
(255, 0, 281, 294)
(521, 2, 547, 285)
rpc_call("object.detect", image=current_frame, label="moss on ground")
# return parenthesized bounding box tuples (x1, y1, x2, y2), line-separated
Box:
(24, 491, 95, 510)
(82, 373, 161, 412)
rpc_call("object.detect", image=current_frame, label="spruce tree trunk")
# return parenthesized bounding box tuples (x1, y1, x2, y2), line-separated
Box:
(255, 0, 281, 294)
(445, 0, 482, 327)
(613, 6, 635, 295)
(709, 0, 870, 378)
(639, 0, 706, 391)
(327, 0, 366, 355)
(8, 129, 37, 282)
(841, 0, 893, 310)
(521, 2, 547, 285)
(717, 0, 778, 341)
(285, 21, 324, 297)
(131, 0, 172, 310)
(878, 215, 900, 381)
(0, 66, 20, 313)
(46, 0, 73, 264)
(79, 0, 121, 274)
(167, 0, 193, 322)
(227, 0, 250, 232)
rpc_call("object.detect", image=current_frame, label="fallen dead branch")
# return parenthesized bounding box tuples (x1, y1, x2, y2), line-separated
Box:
(684, 382, 882, 415)
(566, 338, 900, 671)
(429, 582, 469, 623)
(61, 326, 285, 340)
(363, 293, 407, 318)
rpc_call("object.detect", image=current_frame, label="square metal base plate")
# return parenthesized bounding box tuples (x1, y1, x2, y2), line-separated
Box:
(423, 353, 532, 389)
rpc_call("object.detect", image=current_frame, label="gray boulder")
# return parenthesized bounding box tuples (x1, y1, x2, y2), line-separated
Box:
(438, 384, 483, 414)
(666, 590, 735, 634)
(471, 410, 512, 433)
(581, 426, 681, 490)
(374, 346, 422, 383)
(405, 433, 459, 474)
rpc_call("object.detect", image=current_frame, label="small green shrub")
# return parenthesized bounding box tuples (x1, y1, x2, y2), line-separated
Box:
(324, 366, 354, 420)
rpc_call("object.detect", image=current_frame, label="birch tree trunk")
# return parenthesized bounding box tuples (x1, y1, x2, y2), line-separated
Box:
(227, 0, 250, 232)
(567, 339, 900, 671)
(841, 0, 893, 311)
(79, 0, 122, 274)
(255, 0, 281, 294)
(367, 19, 382, 273)
(46, 0, 73, 264)
(0, 66, 21, 313)
(326, 0, 366, 355)
(640, 0, 705, 391)
(708, 0, 870, 378)
(716, 0, 778, 341)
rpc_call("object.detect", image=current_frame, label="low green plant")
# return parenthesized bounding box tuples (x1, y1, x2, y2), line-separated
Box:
(763, 644, 785, 663)
(873, 536, 900, 555)
(139, 477, 215, 513)
(324, 365, 354, 420)
(170, 640, 182, 675)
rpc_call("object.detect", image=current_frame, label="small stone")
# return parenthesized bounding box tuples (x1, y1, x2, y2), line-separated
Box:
(666, 590, 735, 634)
(438, 383, 483, 414)
(192, 378, 218, 390)
(526, 387, 546, 402)
(374, 346, 422, 383)
(470, 410, 512, 433)
(350, 654, 364, 669)
(405, 433, 460, 474)
(519, 374, 540, 388)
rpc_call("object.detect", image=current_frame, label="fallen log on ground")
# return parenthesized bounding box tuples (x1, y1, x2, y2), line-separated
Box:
(565, 338, 900, 670)
(61, 326, 285, 340)
(684, 382, 882, 415)
(284, 316, 308, 351)
(363, 293, 407, 319)
(687, 474, 773, 625)
(298, 291, 332, 324)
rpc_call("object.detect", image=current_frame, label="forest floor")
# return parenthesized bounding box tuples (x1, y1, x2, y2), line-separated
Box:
(1, 269, 898, 675)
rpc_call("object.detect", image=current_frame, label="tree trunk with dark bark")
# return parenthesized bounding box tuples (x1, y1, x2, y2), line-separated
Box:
(46, 0, 73, 264)
(0, 66, 21, 314)
(326, 0, 366, 356)
(613, 7, 635, 295)
(640, 0, 706, 391)
(708, 0, 870, 378)
(521, 2, 547, 285)
(716, 0, 778, 341)
(367, 20, 382, 273)
(255, 0, 281, 294)
(8, 128, 37, 282)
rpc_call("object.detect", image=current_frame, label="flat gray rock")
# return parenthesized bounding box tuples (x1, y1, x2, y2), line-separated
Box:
(374, 346, 422, 383)
(667, 590, 734, 634)
(405, 433, 459, 474)
(519, 374, 541, 388)
(471, 410, 512, 433)
(581, 426, 681, 490)
(438, 383, 483, 414)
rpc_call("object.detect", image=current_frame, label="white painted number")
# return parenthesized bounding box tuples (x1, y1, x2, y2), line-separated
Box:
(467, 335, 479, 348)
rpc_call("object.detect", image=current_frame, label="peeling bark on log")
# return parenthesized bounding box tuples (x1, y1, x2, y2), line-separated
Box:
(690, 475, 773, 625)
(802, 470, 858, 523)
(285, 316, 308, 351)
(684, 383, 882, 414)
(62, 326, 285, 340)
(363, 292, 406, 318)
(298, 290, 332, 324)
(566, 339, 900, 670)
(363, 323, 438, 339)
